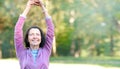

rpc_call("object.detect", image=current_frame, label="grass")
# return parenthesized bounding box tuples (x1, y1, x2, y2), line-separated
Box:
(50, 56, 120, 68)
(1, 56, 120, 68)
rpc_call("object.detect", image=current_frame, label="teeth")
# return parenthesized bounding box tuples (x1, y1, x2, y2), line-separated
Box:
(32, 40, 39, 42)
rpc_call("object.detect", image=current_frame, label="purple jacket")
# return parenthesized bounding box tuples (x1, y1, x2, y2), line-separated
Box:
(14, 15, 54, 69)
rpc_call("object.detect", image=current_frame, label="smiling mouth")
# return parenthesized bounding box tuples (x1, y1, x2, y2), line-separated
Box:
(32, 39, 39, 41)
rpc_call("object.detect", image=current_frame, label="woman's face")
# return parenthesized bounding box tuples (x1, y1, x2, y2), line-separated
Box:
(28, 28, 41, 47)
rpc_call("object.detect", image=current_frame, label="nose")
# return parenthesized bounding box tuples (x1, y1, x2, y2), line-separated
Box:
(33, 34, 38, 39)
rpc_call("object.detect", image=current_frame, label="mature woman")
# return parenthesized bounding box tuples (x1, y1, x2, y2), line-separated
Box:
(14, 0, 54, 69)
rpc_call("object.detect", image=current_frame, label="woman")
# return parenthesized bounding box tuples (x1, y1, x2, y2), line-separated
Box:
(14, 0, 54, 69)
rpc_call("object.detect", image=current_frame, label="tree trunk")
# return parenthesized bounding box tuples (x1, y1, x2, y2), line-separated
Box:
(70, 40, 75, 56)
(74, 38, 81, 58)
(0, 40, 2, 59)
(110, 34, 114, 56)
(0, 48, 2, 59)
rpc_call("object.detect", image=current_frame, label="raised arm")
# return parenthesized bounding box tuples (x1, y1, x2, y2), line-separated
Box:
(38, 0, 54, 55)
(14, 0, 34, 58)
(44, 15, 54, 56)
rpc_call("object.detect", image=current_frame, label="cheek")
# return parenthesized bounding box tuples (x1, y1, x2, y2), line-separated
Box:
(40, 36, 41, 39)
(39, 36, 42, 42)
(38, 36, 41, 41)
(28, 36, 32, 41)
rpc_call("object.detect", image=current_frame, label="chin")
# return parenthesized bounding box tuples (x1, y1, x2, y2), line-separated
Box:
(33, 44, 39, 46)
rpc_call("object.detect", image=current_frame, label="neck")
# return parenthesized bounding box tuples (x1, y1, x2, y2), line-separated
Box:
(30, 45, 39, 50)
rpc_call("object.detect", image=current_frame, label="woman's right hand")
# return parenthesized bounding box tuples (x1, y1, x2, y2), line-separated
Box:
(21, 0, 35, 16)
(26, 0, 35, 7)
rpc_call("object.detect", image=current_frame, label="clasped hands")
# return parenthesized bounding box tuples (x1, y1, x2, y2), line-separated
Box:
(27, 0, 44, 7)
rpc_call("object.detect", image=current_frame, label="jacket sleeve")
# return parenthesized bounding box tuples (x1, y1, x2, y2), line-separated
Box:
(14, 15, 26, 58)
(43, 16, 54, 56)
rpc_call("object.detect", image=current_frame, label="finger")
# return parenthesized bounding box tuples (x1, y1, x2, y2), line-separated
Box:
(34, 2, 40, 6)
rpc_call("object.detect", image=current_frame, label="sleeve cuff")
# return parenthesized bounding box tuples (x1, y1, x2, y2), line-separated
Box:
(45, 16, 51, 20)
(20, 14, 27, 18)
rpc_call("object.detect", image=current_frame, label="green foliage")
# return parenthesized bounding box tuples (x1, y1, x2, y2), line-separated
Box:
(0, 0, 4, 6)
(1, 0, 120, 58)
(1, 29, 15, 58)
(50, 56, 120, 67)
(56, 23, 74, 56)
(0, 0, 17, 58)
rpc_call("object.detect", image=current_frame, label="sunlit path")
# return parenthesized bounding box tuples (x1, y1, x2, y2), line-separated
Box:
(0, 59, 20, 69)
(49, 63, 120, 69)
(0, 59, 120, 69)
(49, 63, 104, 69)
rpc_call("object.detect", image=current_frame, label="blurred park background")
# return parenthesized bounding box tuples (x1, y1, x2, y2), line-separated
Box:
(0, 0, 120, 69)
